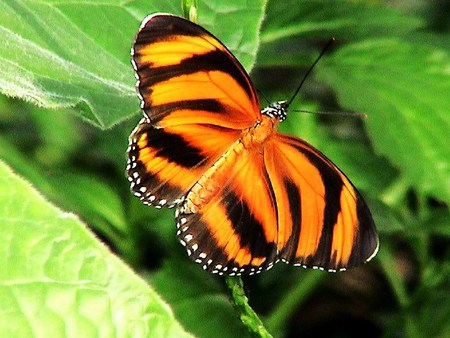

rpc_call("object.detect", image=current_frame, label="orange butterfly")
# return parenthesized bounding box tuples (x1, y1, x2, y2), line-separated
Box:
(127, 13, 378, 276)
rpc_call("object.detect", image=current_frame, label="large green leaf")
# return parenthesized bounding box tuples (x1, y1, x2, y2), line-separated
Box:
(0, 0, 266, 128)
(316, 37, 450, 202)
(0, 161, 192, 338)
(0, 0, 136, 128)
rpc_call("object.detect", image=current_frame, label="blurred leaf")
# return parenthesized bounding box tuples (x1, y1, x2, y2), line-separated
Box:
(0, 133, 127, 236)
(151, 259, 251, 338)
(0, 0, 266, 128)
(411, 289, 450, 338)
(258, 0, 422, 66)
(317, 37, 450, 202)
(0, 161, 192, 338)
(417, 209, 450, 236)
(48, 173, 127, 234)
(261, 0, 422, 43)
(368, 198, 405, 234)
(0, 136, 53, 193)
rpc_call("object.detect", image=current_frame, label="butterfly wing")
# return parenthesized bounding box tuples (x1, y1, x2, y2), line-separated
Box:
(176, 141, 279, 275)
(176, 132, 378, 275)
(264, 134, 378, 271)
(128, 14, 261, 207)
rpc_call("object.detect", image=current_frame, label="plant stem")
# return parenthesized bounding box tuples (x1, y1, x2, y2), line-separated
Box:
(182, 0, 198, 23)
(225, 276, 273, 338)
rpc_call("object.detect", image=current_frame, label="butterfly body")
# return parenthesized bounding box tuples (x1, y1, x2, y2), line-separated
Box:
(128, 13, 378, 275)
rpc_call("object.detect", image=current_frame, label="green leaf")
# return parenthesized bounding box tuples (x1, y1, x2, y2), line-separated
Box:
(47, 173, 128, 237)
(258, 0, 422, 66)
(196, 0, 267, 70)
(0, 0, 266, 128)
(416, 209, 450, 236)
(0, 0, 136, 128)
(316, 37, 450, 202)
(261, 0, 421, 43)
(0, 161, 192, 338)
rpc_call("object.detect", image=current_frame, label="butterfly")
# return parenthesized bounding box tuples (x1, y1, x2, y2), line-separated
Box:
(127, 13, 378, 276)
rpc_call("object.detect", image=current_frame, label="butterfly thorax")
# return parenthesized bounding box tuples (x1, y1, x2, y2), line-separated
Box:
(241, 113, 279, 150)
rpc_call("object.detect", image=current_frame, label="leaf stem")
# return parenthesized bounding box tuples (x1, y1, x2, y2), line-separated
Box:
(225, 276, 273, 338)
(182, 0, 198, 23)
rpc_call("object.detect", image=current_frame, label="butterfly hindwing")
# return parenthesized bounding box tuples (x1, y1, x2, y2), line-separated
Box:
(174, 131, 378, 275)
(176, 142, 279, 275)
(264, 134, 378, 271)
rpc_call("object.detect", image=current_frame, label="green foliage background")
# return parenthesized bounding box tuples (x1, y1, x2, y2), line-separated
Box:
(0, 0, 448, 337)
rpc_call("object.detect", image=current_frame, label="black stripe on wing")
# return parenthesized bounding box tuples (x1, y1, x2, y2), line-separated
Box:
(347, 196, 378, 267)
(176, 188, 278, 276)
(287, 136, 377, 270)
(139, 123, 206, 168)
(280, 179, 302, 261)
(146, 99, 225, 123)
(135, 14, 208, 45)
(134, 48, 255, 103)
(224, 189, 277, 262)
(133, 14, 256, 108)
(127, 119, 207, 208)
(301, 145, 343, 269)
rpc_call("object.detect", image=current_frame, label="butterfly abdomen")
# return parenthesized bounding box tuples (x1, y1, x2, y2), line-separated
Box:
(181, 142, 242, 214)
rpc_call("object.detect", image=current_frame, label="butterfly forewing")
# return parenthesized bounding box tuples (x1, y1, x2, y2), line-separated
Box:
(128, 14, 261, 207)
(132, 14, 260, 128)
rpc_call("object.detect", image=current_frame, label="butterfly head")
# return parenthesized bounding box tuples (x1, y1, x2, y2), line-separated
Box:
(262, 101, 288, 122)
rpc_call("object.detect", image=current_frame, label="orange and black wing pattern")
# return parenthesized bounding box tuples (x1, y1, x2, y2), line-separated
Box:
(176, 136, 279, 275)
(127, 13, 378, 275)
(264, 134, 378, 271)
(127, 14, 260, 207)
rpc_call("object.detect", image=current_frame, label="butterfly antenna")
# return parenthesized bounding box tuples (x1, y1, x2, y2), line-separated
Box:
(287, 38, 335, 107)
(257, 89, 271, 105)
(294, 109, 368, 118)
